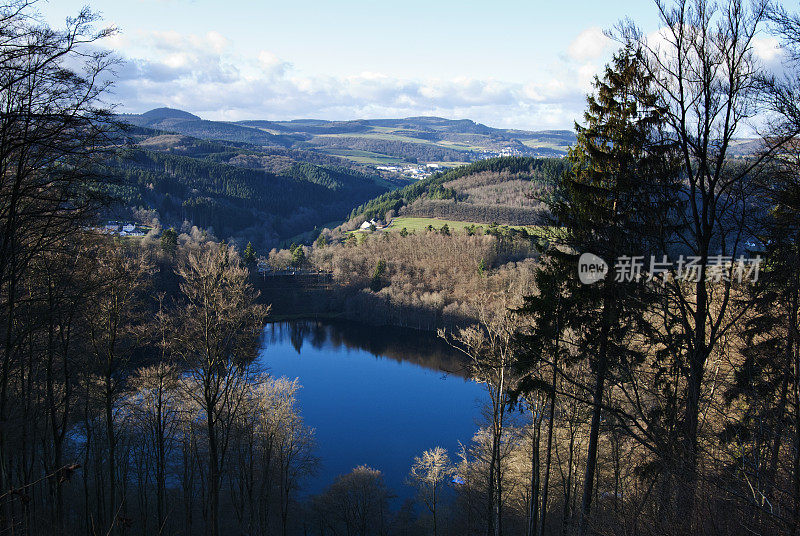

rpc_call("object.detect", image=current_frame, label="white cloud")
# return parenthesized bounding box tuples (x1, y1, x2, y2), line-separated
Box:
(567, 27, 612, 62)
(105, 27, 620, 129)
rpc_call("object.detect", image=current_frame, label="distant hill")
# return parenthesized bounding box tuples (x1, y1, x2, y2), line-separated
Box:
(242, 116, 576, 162)
(118, 109, 577, 172)
(119, 108, 296, 147)
(141, 107, 201, 122)
(111, 109, 762, 245)
(119, 109, 764, 174)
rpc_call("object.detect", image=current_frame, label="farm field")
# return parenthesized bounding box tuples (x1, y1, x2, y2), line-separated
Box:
(382, 216, 551, 237)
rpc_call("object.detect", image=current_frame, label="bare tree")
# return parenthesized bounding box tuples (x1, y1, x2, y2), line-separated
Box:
(615, 0, 799, 528)
(441, 304, 520, 536)
(0, 2, 117, 528)
(127, 362, 182, 533)
(317, 465, 394, 536)
(407, 446, 455, 536)
(174, 242, 269, 536)
(84, 243, 152, 533)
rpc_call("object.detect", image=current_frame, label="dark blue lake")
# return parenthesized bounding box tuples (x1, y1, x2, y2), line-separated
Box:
(258, 320, 484, 498)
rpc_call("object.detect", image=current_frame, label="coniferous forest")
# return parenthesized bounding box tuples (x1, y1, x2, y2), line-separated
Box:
(4, 0, 800, 535)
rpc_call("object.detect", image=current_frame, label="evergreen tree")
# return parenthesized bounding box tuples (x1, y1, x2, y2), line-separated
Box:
(290, 246, 305, 268)
(515, 46, 679, 536)
(160, 228, 178, 254)
(243, 241, 257, 264)
(370, 260, 386, 292)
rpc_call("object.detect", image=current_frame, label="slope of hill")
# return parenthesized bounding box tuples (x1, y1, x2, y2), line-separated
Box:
(119, 109, 765, 178)
(348, 156, 568, 226)
(105, 127, 409, 247)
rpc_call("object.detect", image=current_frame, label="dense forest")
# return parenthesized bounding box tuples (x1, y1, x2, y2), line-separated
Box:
(4, 1, 800, 536)
(264, 225, 541, 329)
(102, 130, 403, 247)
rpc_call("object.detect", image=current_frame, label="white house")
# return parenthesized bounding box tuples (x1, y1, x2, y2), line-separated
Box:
(359, 219, 377, 230)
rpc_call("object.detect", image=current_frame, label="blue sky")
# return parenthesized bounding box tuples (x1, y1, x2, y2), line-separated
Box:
(38, 0, 779, 130)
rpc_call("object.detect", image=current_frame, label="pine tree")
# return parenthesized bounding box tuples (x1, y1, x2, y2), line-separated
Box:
(515, 46, 679, 536)
(242, 241, 257, 264)
(160, 228, 178, 254)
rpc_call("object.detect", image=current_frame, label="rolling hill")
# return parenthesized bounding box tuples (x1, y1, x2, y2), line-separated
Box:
(118, 109, 578, 174)
(348, 156, 569, 227)
(119, 108, 298, 147)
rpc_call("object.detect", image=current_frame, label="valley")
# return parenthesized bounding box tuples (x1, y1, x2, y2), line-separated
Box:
(2, 1, 798, 535)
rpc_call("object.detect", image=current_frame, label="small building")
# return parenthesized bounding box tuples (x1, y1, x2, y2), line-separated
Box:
(359, 219, 377, 230)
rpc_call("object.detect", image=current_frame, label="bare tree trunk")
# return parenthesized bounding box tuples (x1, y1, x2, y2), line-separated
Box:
(207, 399, 220, 536)
(577, 304, 611, 536)
(540, 323, 560, 536)
(562, 427, 575, 536)
(106, 368, 117, 535)
(528, 406, 541, 536)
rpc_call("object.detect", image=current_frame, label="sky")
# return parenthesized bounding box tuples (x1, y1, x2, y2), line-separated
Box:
(39, 0, 783, 130)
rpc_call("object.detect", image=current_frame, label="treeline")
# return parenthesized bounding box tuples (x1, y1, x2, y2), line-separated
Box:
(237, 119, 372, 135)
(224, 145, 379, 174)
(349, 157, 567, 222)
(265, 226, 539, 330)
(126, 125, 385, 177)
(364, 117, 496, 135)
(444, 170, 554, 208)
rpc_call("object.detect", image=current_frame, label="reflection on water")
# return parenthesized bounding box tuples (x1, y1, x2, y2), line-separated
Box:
(258, 320, 483, 499)
(262, 320, 472, 377)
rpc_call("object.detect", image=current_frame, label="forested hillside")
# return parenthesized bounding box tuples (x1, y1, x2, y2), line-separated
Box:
(305, 135, 473, 163)
(104, 128, 406, 247)
(263, 157, 566, 329)
(348, 157, 567, 225)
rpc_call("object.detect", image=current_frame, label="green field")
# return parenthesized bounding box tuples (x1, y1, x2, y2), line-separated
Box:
(520, 139, 571, 151)
(383, 217, 551, 237)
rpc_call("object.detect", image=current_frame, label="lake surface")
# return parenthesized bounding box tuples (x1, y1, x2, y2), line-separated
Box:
(258, 320, 485, 498)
